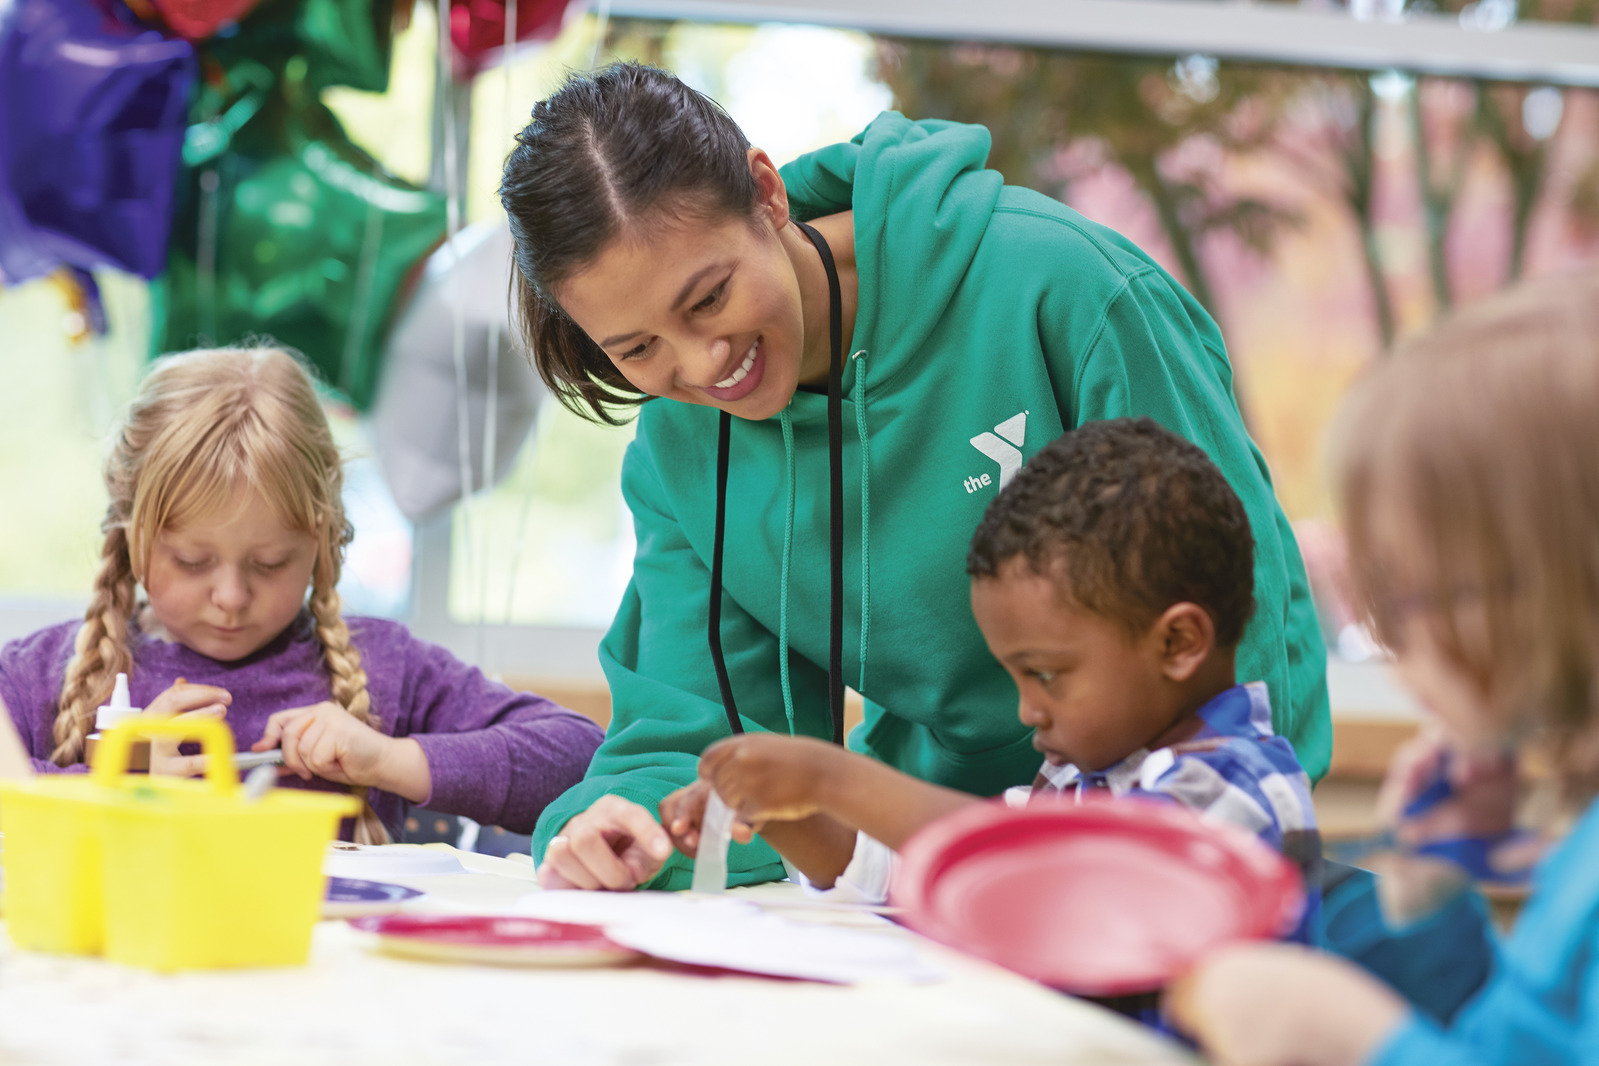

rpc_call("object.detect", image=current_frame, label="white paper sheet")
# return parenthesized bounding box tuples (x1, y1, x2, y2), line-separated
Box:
(516, 890, 756, 926)
(515, 890, 943, 985)
(324, 843, 469, 879)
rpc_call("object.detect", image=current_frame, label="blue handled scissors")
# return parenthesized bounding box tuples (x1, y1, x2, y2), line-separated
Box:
(1325, 758, 1532, 886)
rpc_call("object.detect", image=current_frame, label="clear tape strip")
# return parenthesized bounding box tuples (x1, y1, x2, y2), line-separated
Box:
(690, 790, 735, 895)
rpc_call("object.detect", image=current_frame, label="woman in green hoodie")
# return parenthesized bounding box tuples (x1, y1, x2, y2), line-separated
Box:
(500, 62, 1329, 891)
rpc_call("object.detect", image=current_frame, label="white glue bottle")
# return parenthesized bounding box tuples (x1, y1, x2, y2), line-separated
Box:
(84, 673, 148, 770)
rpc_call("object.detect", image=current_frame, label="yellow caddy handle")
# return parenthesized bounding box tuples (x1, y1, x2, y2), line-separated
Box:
(92, 715, 240, 795)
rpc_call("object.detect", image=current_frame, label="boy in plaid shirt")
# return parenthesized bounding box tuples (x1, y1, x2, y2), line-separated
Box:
(661, 417, 1318, 901)
(1022, 679, 1313, 858)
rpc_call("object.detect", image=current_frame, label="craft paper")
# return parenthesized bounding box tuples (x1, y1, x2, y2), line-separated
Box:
(516, 890, 944, 985)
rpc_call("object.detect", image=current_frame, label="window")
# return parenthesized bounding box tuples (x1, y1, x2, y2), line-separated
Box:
(4, 0, 1595, 688)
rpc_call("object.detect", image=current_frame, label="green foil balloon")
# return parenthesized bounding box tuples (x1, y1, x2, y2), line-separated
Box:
(155, 69, 445, 409)
(206, 0, 393, 93)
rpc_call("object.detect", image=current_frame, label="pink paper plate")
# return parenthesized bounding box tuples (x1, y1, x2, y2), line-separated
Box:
(892, 797, 1304, 996)
(349, 914, 641, 968)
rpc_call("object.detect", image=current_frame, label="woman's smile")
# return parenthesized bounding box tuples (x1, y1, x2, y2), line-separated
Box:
(699, 338, 765, 402)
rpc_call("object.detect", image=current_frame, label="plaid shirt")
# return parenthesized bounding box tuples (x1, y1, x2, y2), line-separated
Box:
(1027, 681, 1318, 858)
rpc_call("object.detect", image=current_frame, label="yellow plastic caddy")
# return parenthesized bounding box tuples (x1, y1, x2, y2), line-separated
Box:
(0, 716, 359, 970)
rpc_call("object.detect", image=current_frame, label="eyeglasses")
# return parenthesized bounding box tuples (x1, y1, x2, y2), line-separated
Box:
(1364, 578, 1507, 653)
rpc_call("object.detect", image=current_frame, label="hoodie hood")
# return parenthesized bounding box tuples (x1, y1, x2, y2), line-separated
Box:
(781, 113, 1004, 391)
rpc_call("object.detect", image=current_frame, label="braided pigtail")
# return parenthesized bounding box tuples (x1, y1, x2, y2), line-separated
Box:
(51, 524, 138, 765)
(310, 581, 390, 845)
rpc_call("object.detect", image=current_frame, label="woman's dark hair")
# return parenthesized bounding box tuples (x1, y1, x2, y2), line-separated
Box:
(968, 417, 1257, 647)
(499, 62, 759, 425)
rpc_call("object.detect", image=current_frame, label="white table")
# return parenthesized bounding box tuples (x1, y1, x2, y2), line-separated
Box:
(0, 847, 1197, 1066)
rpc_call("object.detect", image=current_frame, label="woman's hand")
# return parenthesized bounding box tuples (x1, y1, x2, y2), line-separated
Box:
(1165, 943, 1408, 1066)
(537, 794, 674, 891)
(253, 702, 430, 803)
(144, 680, 232, 777)
(698, 733, 843, 830)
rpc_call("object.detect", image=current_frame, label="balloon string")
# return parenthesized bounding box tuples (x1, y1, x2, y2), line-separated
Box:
(588, 0, 611, 69)
(476, 0, 516, 670)
(438, 0, 478, 663)
(197, 168, 220, 343)
(491, 0, 550, 644)
(501, 464, 540, 626)
(343, 200, 385, 400)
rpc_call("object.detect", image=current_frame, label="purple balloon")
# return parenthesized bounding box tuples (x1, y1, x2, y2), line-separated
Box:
(0, 0, 194, 283)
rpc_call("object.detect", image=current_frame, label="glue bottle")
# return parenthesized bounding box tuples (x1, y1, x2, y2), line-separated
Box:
(84, 673, 148, 770)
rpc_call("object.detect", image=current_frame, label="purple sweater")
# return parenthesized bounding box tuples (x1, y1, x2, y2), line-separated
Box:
(0, 612, 604, 837)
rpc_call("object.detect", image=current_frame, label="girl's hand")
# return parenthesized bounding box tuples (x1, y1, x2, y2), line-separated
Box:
(144, 681, 231, 777)
(1165, 943, 1408, 1066)
(1373, 725, 1541, 919)
(698, 733, 842, 829)
(538, 794, 673, 890)
(1378, 725, 1519, 845)
(253, 702, 430, 803)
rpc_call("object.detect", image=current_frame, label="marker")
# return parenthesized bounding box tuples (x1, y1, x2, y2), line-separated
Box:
(232, 749, 286, 771)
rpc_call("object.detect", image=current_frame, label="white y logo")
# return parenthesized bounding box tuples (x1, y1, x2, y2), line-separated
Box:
(967, 412, 1027, 493)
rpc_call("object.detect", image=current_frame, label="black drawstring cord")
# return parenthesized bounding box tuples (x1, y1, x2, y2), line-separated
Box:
(706, 219, 846, 746)
(709, 410, 742, 736)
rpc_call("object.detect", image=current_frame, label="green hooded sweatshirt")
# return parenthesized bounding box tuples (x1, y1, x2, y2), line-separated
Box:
(532, 114, 1330, 890)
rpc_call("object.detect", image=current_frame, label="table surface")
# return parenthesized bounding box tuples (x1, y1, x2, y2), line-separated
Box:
(0, 845, 1198, 1066)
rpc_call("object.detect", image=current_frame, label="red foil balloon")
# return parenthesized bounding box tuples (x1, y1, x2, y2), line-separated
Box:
(448, 0, 567, 75)
(122, 0, 264, 41)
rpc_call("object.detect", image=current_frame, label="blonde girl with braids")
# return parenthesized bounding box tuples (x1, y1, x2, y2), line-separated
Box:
(1167, 268, 1599, 1066)
(2, 347, 604, 843)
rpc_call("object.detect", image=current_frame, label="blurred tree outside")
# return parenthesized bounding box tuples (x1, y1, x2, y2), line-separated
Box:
(874, 41, 1303, 336)
(1270, 71, 1401, 347)
(869, 24, 1598, 522)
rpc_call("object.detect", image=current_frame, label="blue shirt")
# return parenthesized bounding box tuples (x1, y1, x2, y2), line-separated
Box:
(1370, 796, 1599, 1065)
(1030, 681, 1318, 854)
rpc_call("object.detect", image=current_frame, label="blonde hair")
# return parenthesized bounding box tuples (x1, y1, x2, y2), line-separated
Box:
(55, 347, 391, 843)
(1333, 268, 1599, 800)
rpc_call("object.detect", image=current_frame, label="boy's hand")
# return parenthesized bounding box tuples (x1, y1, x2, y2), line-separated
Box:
(660, 779, 712, 856)
(144, 680, 231, 777)
(1165, 943, 1407, 1066)
(699, 734, 841, 830)
(254, 702, 430, 802)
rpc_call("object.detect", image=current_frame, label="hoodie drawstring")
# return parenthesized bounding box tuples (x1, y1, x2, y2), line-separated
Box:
(777, 408, 797, 736)
(797, 220, 847, 746)
(852, 350, 870, 695)
(776, 357, 870, 737)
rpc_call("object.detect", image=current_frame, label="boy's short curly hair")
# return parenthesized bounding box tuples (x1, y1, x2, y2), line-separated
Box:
(967, 417, 1256, 647)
